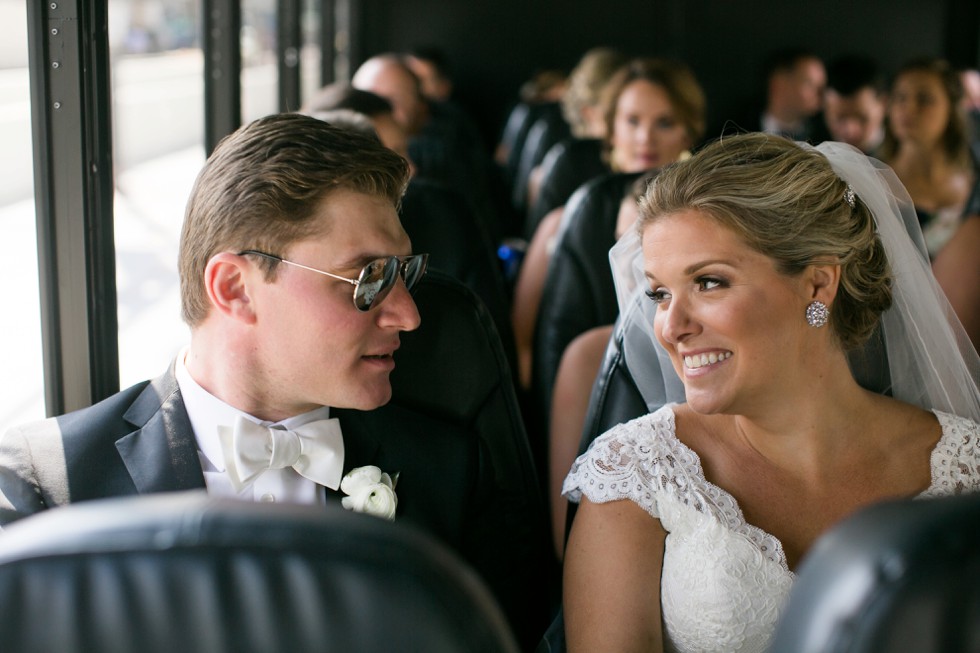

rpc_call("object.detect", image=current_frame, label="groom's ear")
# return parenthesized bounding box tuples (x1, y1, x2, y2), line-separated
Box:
(203, 252, 257, 324)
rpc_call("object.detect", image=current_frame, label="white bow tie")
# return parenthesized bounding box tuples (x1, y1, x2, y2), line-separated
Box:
(218, 415, 345, 492)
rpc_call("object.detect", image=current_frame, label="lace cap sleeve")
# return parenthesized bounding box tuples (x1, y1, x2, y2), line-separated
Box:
(923, 411, 980, 497)
(562, 405, 698, 520)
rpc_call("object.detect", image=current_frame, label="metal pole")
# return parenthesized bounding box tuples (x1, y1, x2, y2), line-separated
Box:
(278, 0, 303, 111)
(203, 0, 242, 155)
(26, 0, 119, 415)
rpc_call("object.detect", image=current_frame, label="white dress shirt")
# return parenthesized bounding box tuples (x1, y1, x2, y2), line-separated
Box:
(174, 350, 335, 506)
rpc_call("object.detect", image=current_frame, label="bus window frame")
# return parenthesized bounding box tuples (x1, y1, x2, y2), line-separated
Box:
(204, 0, 244, 155)
(27, 0, 118, 416)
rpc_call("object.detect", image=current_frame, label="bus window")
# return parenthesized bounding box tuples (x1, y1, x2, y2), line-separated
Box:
(108, 0, 201, 392)
(242, 0, 326, 119)
(301, 0, 323, 106)
(0, 0, 44, 425)
(242, 0, 277, 121)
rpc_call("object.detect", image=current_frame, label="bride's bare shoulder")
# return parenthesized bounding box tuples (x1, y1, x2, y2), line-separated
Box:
(865, 392, 944, 448)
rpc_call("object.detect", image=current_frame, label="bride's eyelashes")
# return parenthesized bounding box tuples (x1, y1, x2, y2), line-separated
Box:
(645, 275, 729, 305)
(646, 287, 670, 304)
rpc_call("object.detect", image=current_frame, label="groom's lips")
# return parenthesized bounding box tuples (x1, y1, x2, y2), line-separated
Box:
(361, 353, 396, 371)
(363, 341, 399, 357)
(361, 342, 399, 368)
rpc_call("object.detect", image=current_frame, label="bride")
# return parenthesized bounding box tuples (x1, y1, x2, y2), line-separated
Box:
(561, 133, 980, 653)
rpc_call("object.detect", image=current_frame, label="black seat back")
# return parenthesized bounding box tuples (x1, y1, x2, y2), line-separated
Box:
(580, 320, 657, 441)
(400, 179, 516, 374)
(0, 493, 521, 653)
(389, 270, 555, 645)
(500, 101, 560, 194)
(528, 171, 642, 465)
(526, 138, 606, 240)
(770, 492, 980, 653)
(512, 110, 572, 213)
(391, 271, 534, 484)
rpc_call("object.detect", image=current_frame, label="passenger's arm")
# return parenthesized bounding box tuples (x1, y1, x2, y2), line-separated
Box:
(564, 496, 667, 653)
(549, 325, 613, 559)
(511, 207, 564, 391)
(0, 426, 52, 527)
(932, 215, 980, 350)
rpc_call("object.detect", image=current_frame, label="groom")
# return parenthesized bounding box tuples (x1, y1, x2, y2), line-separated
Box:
(0, 114, 548, 648)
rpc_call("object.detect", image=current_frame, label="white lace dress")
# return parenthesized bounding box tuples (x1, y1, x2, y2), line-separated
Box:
(562, 404, 980, 653)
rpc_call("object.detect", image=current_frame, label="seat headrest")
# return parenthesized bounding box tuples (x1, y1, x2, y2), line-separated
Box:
(0, 492, 520, 653)
(770, 492, 980, 653)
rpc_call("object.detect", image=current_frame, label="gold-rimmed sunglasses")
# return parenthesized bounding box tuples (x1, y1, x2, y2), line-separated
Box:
(239, 250, 429, 312)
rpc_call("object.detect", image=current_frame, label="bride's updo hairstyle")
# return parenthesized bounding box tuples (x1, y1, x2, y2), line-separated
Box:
(637, 133, 892, 351)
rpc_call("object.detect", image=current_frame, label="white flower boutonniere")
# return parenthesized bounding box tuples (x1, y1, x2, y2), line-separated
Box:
(340, 465, 399, 521)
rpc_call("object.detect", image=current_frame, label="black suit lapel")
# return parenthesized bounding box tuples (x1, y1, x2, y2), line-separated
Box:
(332, 408, 382, 475)
(324, 408, 382, 504)
(116, 369, 206, 494)
(329, 403, 472, 544)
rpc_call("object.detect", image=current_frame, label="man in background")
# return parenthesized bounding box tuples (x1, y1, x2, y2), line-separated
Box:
(759, 48, 826, 141)
(819, 54, 887, 155)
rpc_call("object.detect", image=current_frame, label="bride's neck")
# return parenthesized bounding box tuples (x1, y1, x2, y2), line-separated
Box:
(729, 368, 876, 478)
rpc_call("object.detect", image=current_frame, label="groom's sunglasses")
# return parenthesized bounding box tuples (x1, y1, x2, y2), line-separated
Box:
(239, 249, 429, 312)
